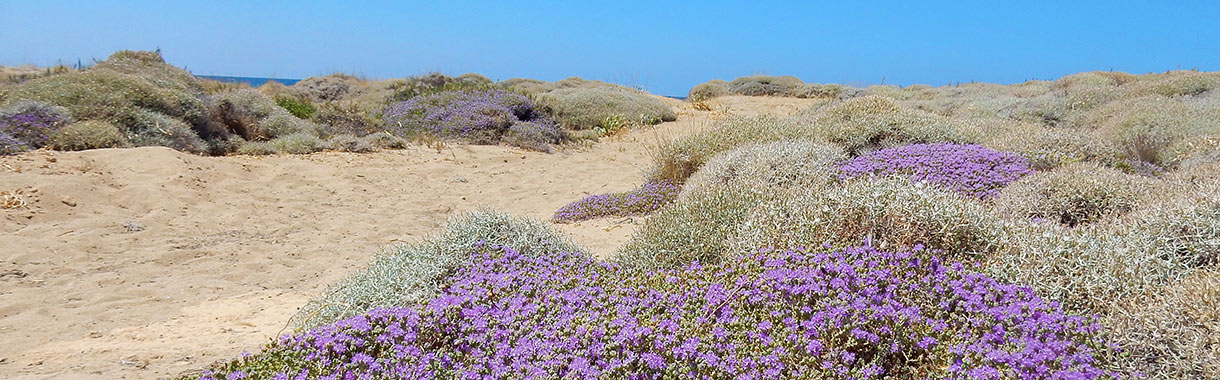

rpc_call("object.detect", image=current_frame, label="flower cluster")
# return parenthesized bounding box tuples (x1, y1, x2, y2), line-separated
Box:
(0, 102, 70, 154)
(200, 244, 1121, 380)
(839, 143, 1033, 198)
(552, 180, 680, 223)
(381, 89, 562, 151)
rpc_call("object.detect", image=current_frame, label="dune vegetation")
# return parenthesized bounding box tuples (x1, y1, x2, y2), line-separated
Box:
(0, 50, 676, 156)
(6, 50, 1219, 379)
(170, 67, 1220, 380)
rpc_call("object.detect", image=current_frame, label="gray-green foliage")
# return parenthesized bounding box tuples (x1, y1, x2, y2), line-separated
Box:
(993, 163, 1150, 227)
(291, 209, 583, 330)
(687, 79, 730, 102)
(679, 140, 845, 200)
(616, 187, 768, 272)
(537, 87, 676, 130)
(49, 120, 128, 150)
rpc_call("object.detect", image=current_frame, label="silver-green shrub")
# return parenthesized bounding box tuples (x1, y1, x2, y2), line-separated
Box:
(616, 187, 768, 271)
(993, 162, 1150, 227)
(679, 140, 845, 200)
(687, 79, 730, 102)
(537, 87, 676, 130)
(291, 209, 583, 330)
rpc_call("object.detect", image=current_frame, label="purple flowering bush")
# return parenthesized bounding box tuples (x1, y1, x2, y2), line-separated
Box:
(0, 100, 71, 153)
(195, 244, 1122, 380)
(381, 89, 564, 152)
(552, 180, 680, 223)
(839, 143, 1033, 199)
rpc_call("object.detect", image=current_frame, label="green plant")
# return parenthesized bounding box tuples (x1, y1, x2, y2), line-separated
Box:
(687, 79, 730, 102)
(275, 96, 316, 119)
(235, 132, 326, 155)
(680, 140, 845, 199)
(648, 115, 812, 183)
(49, 120, 127, 150)
(727, 75, 804, 96)
(616, 186, 769, 271)
(800, 95, 978, 154)
(536, 87, 676, 130)
(993, 162, 1150, 227)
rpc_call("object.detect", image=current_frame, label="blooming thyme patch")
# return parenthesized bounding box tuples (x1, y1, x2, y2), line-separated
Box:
(381, 89, 563, 151)
(839, 143, 1033, 198)
(198, 245, 1122, 380)
(0, 100, 70, 151)
(552, 180, 679, 223)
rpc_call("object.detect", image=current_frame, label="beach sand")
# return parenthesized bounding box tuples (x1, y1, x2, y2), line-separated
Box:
(0, 96, 821, 379)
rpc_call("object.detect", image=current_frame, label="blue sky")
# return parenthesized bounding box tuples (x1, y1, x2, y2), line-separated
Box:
(2, 1, 1218, 96)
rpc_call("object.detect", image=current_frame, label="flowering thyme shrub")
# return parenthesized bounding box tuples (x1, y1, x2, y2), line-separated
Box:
(552, 180, 680, 223)
(0, 100, 70, 150)
(839, 143, 1033, 199)
(0, 131, 25, 155)
(198, 244, 1121, 380)
(382, 89, 563, 151)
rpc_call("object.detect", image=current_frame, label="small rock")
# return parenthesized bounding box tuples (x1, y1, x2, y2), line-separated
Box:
(123, 221, 145, 232)
(61, 198, 76, 207)
(88, 331, 102, 338)
(449, 176, 469, 183)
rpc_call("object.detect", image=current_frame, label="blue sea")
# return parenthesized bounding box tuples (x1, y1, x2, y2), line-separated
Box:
(197, 75, 300, 87)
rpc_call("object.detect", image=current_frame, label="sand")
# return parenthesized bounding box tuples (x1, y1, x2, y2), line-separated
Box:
(0, 96, 822, 379)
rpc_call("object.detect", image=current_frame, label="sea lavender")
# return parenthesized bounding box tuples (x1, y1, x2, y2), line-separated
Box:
(552, 180, 680, 223)
(200, 244, 1124, 380)
(839, 143, 1033, 199)
(381, 89, 559, 150)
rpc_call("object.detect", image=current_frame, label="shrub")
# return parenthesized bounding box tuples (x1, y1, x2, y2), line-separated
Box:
(734, 178, 1005, 262)
(687, 79, 730, 102)
(212, 89, 320, 139)
(1105, 269, 1220, 379)
(680, 140, 845, 199)
(49, 120, 127, 150)
(326, 134, 377, 153)
(290, 209, 583, 330)
(0, 100, 70, 148)
(793, 83, 845, 99)
(236, 132, 327, 155)
(360, 131, 409, 149)
(838, 143, 1032, 199)
(1123, 176, 1220, 269)
(616, 186, 769, 270)
(502, 120, 565, 152)
(552, 180, 679, 223)
(383, 89, 561, 150)
(977, 121, 1125, 170)
(994, 163, 1149, 227)
(537, 87, 676, 130)
(454, 72, 493, 86)
(727, 75, 804, 96)
(497, 77, 556, 95)
(1080, 95, 1219, 164)
(1123, 70, 1220, 98)
(275, 96, 316, 119)
(802, 96, 978, 154)
(999, 94, 1070, 126)
(198, 244, 1119, 380)
(291, 73, 363, 102)
(314, 102, 382, 137)
(648, 115, 812, 183)
(0, 131, 26, 155)
(121, 110, 208, 153)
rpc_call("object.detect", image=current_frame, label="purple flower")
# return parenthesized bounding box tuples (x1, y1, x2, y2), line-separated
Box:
(839, 143, 1033, 198)
(552, 180, 680, 223)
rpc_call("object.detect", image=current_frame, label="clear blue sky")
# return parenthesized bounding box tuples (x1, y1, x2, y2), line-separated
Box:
(2, 1, 1218, 96)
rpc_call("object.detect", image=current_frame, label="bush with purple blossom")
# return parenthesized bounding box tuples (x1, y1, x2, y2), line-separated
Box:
(382, 89, 564, 152)
(193, 244, 1122, 380)
(552, 180, 680, 223)
(838, 143, 1033, 199)
(0, 100, 70, 151)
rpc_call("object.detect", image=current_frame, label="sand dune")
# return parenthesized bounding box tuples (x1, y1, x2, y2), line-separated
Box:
(0, 96, 823, 379)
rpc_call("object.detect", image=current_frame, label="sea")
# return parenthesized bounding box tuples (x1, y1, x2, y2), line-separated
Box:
(196, 75, 300, 87)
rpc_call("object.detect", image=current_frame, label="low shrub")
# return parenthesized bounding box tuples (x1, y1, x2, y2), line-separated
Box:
(680, 140, 845, 199)
(1123, 70, 1220, 98)
(802, 96, 978, 154)
(838, 143, 1032, 199)
(383, 89, 562, 150)
(502, 120, 564, 152)
(120, 110, 208, 153)
(687, 79, 730, 102)
(212, 89, 320, 140)
(275, 96, 316, 119)
(793, 83, 845, 99)
(198, 244, 1120, 380)
(734, 178, 1005, 261)
(290, 209, 583, 330)
(235, 132, 326, 155)
(0, 100, 70, 148)
(0, 131, 26, 155)
(314, 102, 383, 137)
(49, 120, 127, 150)
(1105, 269, 1220, 379)
(727, 75, 804, 96)
(617, 186, 769, 271)
(291, 73, 363, 102)
(325, 134, 377, 153)
(1080, 95, 1219, 165)
(648, 115, 811, 183)
(454, 72, 493, 86)
(360, 131, 409, 149)
(537, 87, 676, 130)
(552, 180, 679, 223)
(497, 77, 556, 95)
(977, 121, 1125, 170)
(1122, 175, 1220, 269)
(994, 163, 1149, 226)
